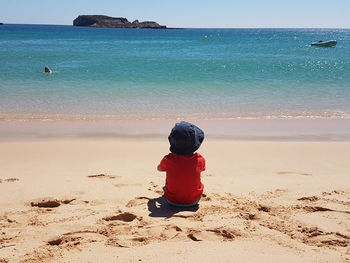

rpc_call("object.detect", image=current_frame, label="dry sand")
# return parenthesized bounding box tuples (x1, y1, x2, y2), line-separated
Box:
(0, 139, 350, 262)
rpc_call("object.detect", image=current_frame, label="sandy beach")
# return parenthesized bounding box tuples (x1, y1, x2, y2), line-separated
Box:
(2, 3, 350, 262)
(1, 137, 349, 262)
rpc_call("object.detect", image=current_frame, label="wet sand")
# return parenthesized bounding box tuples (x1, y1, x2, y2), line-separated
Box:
(1, 118, 350, 141)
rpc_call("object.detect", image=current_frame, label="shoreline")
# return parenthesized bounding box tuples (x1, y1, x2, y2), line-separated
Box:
(1, 118, 350, 141)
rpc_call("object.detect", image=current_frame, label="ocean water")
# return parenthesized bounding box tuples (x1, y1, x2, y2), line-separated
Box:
(1, 24, 350, 120)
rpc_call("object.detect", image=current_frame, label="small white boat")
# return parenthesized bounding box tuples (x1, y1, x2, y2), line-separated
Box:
(311, 40, 337, 47)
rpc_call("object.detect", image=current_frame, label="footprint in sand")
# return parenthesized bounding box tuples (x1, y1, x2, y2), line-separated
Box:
(47, 230, 104, 247)
(134, 224, 183, 244)
(87, 174, 119, 179)
(187, 227, 241, 242)
(302, 206, 350, 214)
(29, 198, 76, 208)
(0, 229, 18, 250)
(300, 227, 350, 247)
(297, 193, 350, 213)
(277, 171, 312, 176)
(258, 204, 271, 213)
(322, 190, 349, 196)
(47, 236, 81, 246)
(102, 212, 138, 222)
(298, 192, 350, 206)
(126, 197, 151, 208)
(297, 196, 319, 202)
(239, 212, 258, 220)
(20, 230, 104, 263)
(105, 224, 184, 248)
(0, 178, 19, 183)
(255, 203, 350, 248)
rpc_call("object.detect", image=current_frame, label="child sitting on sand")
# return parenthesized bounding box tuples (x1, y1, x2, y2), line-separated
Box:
(157, 121, 206, 207)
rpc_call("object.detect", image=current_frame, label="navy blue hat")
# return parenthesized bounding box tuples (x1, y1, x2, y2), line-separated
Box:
(168, 121, 205, 156)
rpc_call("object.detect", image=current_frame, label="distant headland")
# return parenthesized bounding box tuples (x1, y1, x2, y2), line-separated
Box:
(0, 23, 4, 25)
(73, 15, 167, 29)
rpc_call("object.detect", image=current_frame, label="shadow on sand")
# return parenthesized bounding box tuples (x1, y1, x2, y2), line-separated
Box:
(147, 196, 199, 218)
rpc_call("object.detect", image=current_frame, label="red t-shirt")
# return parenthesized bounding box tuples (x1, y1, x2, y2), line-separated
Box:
(159, 152, 205, 205)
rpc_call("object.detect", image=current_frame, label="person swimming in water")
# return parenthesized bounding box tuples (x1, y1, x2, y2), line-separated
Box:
(44, 66, 52, 74)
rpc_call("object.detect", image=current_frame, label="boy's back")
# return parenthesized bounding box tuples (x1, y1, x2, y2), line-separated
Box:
(159, 152, 205, 205)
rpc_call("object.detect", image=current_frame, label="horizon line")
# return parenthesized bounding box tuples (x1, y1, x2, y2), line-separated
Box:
(2, 23, 350, 30)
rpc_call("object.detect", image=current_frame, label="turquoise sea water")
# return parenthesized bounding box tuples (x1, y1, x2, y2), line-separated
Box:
(1, 24, 350, 120)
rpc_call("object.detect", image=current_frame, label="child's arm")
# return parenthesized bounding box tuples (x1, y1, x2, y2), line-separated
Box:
(157, 156, 168, 172)
(157, 164, 164, 171)
(199, 155, 206, 171)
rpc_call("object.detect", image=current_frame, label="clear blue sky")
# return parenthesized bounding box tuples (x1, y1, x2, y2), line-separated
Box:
(1, 0, 349, 28)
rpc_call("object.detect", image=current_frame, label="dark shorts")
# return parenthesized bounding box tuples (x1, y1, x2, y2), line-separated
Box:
(164, 197, 200, 207)
(162, 186, 200, 207)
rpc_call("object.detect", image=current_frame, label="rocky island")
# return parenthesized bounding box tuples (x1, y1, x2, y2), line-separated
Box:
(73, 15, 166, 29)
